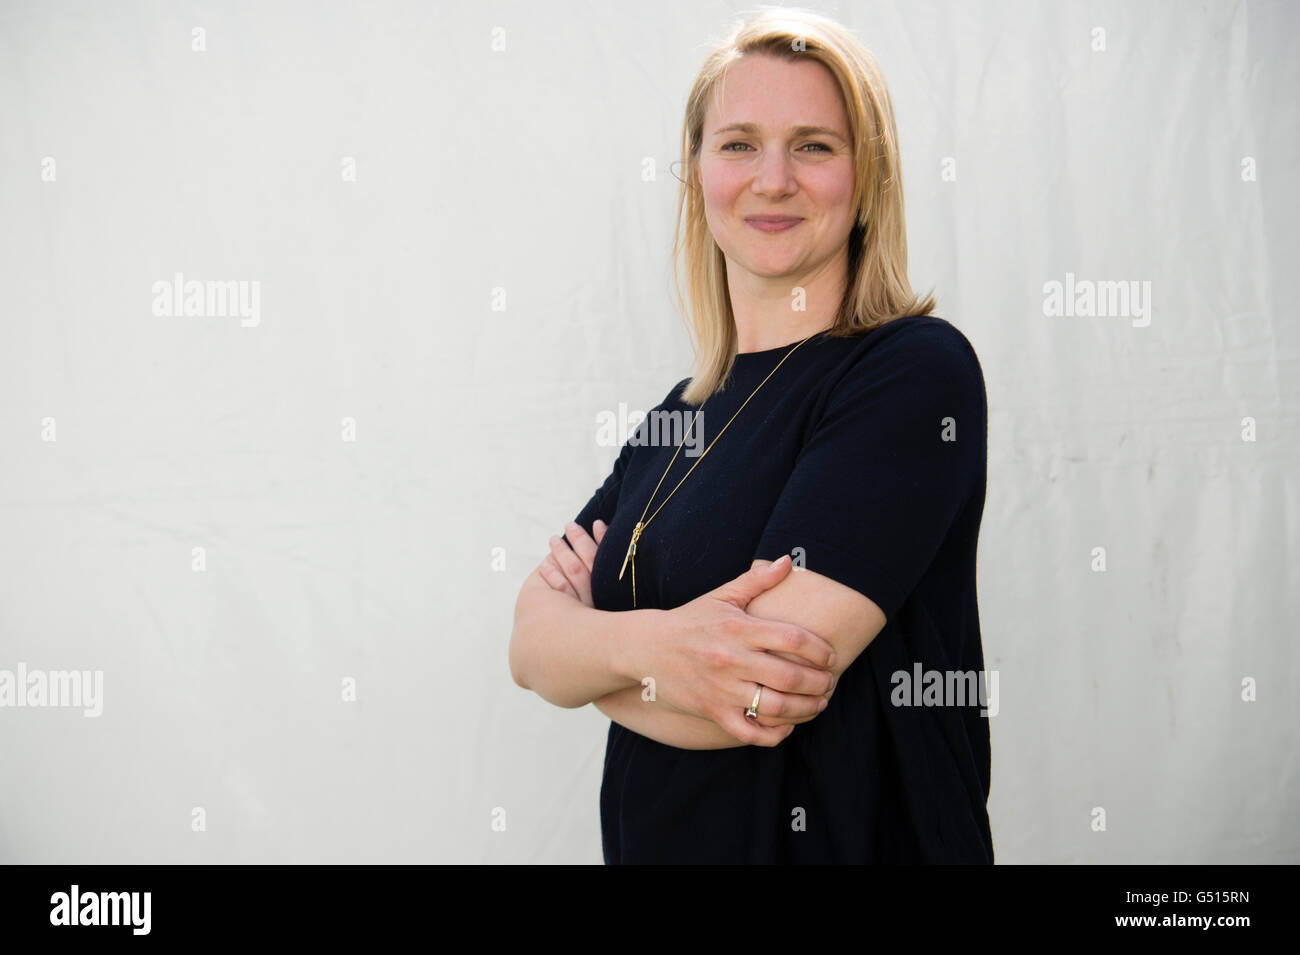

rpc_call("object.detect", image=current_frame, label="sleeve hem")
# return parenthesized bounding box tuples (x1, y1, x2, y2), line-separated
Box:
(754, 525, 909, 622)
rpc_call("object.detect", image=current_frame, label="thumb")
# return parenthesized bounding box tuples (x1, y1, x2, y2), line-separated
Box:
(718, 554, 792, 609)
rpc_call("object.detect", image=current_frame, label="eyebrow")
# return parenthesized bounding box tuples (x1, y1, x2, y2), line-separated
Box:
(710, 122, 847, 142)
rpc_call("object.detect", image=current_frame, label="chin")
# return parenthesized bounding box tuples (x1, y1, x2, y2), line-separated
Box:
(743, 256, 803, 276)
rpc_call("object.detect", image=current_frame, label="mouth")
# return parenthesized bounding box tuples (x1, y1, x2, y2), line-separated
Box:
(745, 216, 803, 233)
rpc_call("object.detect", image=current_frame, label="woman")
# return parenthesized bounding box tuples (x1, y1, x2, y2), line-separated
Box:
(508, 8, 993, 864)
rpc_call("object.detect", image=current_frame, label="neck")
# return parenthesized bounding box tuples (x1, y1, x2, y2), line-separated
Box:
(728, 249, 847, 353)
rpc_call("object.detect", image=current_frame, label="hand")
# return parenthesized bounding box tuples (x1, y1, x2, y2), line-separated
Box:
(537, 519, 606, 608)
(620, 556, 838, 747)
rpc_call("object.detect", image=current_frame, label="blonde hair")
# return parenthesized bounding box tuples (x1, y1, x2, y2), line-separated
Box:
(673, 6, 936, 405)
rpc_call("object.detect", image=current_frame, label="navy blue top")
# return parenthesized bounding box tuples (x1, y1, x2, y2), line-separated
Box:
(566, 314, 993, 864)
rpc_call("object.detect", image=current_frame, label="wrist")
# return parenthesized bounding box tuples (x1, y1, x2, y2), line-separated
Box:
(608, 607, 666, 688)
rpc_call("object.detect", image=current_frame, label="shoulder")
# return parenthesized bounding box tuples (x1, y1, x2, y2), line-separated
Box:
(857, 314, 980, 367)
(630, 377, 694, 416)
(605, 377, 697, 465)
(838, 315, 985, 401)
(664, 376, 694, 408)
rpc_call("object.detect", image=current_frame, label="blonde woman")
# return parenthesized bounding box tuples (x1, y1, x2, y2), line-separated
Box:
(509, 7, 992, 864)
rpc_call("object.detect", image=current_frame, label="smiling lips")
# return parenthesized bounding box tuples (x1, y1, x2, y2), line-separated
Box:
(745, 215, 803, 233)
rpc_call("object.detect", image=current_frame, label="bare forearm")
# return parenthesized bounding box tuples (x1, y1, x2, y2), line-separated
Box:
(509, 568, 660, 708)
(593, 685, 746, 750)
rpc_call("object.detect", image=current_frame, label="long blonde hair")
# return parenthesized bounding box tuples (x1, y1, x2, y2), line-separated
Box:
(673, 7, 936, 405)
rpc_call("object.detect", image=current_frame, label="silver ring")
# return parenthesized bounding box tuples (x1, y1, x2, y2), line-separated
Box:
(745, 684, 763, 720)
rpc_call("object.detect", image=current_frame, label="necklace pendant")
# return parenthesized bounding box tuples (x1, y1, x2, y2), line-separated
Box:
(618, 521, 643, 580)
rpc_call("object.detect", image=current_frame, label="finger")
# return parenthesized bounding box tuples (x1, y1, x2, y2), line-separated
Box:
(548, 535, 586, 579)
(593, 519, 607, 545)
(768, 648, 841, 696)
(752, 688, 825, 728)
(541, 554, 575, 590)
(732, 677, 829, 723)
(734, 704, 815, 728)
(713, 705, 795, 748)
(563, 521, 599, 572)
(746, 618, 837, 671)
(717, 554, 793, 608)
(745, 708, 806, 728)
(548, 535, 593, 606)
(745, 649, 836, 698)
(752, 712, 801, 728)
(538, 557, 579, 600)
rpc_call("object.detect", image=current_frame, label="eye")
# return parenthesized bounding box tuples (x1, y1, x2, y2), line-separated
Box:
(720, 141, 832, 153)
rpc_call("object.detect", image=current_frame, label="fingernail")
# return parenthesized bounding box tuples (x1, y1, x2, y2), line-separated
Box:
(828, 653, 837, 668)
(818, 698, 828, 712)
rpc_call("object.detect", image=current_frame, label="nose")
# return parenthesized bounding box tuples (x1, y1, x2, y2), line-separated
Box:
(751, 147, 797, 198)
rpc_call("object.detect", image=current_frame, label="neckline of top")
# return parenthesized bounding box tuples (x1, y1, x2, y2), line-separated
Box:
(733, 329, 831, 362)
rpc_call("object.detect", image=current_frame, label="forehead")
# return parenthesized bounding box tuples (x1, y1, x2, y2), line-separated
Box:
(705, 53, 848, 132)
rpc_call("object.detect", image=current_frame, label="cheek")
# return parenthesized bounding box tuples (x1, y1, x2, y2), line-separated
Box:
(699, 163, 744, 216)
(808, 167, 857, 229)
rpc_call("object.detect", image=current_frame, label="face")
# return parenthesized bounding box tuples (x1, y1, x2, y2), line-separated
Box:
(697, 53, 856, 286)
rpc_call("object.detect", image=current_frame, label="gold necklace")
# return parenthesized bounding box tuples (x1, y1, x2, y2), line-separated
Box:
(617, 330, 821, 606)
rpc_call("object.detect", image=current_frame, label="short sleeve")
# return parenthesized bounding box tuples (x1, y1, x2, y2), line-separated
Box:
(753, 322, 986, 622)
(569, 440, 635, 540)
(564, 376, 692, 546)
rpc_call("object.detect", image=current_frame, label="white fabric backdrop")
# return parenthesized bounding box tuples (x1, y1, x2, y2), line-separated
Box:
(0, 0, 1295, 863)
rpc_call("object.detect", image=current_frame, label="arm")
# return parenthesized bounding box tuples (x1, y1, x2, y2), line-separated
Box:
(518, 552, 835, 747)
(591, 561, 882, 750)
(743, 559, 886, 688)
(529, 521, 725, 738)
(511, 561, 827, 743)
(509, 565, 660, 709)
(594, 684, 746, 750)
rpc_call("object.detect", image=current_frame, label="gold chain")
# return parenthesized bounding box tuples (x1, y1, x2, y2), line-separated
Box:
(617, 330, 821, 606)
